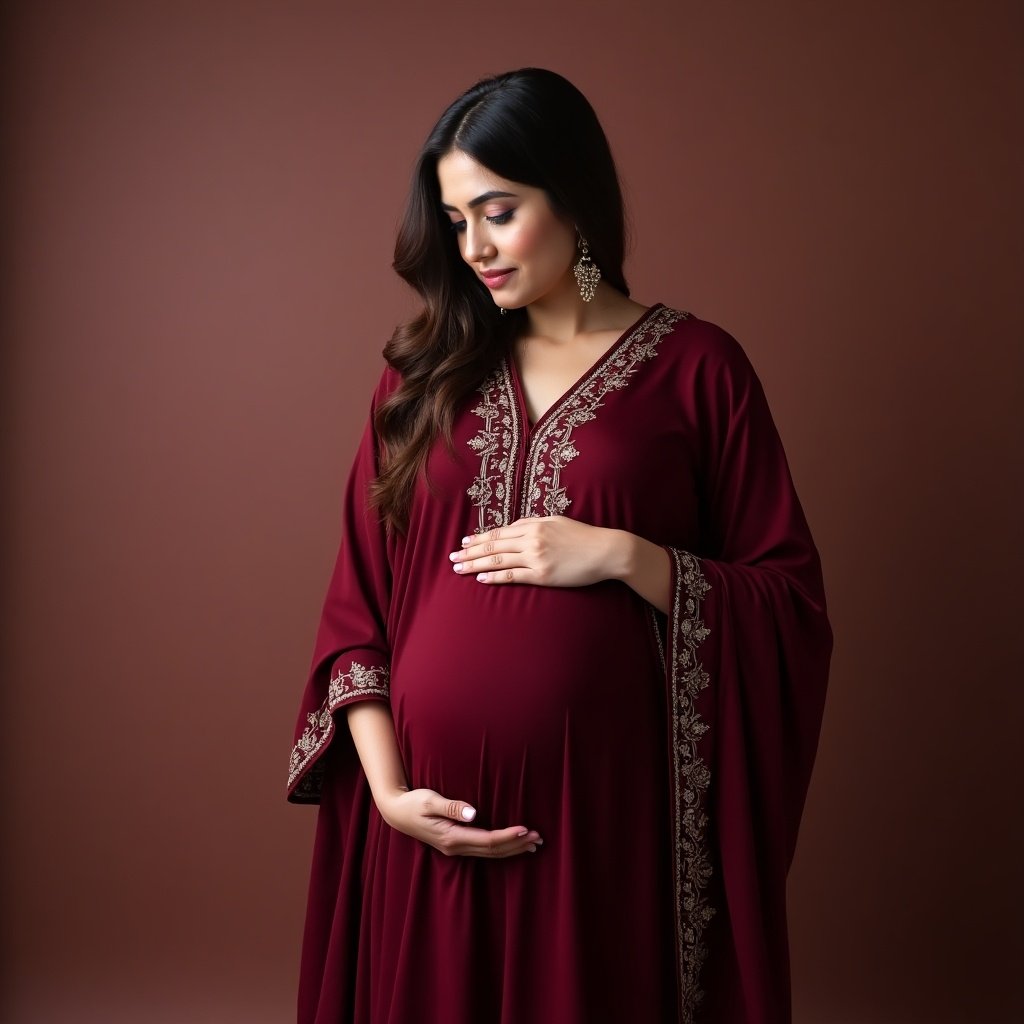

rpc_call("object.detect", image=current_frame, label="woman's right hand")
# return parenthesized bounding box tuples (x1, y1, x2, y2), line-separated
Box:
(376, 787, 543, 858)
(345, 702, 541, 858)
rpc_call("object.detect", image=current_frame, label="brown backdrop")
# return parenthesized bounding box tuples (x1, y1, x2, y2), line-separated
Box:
(3, 2, 1022, 1022)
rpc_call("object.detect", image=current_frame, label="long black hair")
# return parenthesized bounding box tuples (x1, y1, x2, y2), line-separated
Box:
(371, 68, 630, 532)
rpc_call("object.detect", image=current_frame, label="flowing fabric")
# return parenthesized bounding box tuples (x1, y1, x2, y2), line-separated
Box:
(287, 304, 833, 1024)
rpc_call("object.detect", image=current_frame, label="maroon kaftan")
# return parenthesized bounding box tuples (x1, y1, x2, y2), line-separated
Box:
(287, 305, 833, 1023)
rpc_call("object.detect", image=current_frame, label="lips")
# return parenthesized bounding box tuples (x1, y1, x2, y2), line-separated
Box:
(480, 269, 515, 289)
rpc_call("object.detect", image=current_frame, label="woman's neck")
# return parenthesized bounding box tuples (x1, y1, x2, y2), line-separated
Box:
(523, 279, 648, 346)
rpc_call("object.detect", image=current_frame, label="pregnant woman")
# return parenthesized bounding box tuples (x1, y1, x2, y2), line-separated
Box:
(287, 67, 833, 1024)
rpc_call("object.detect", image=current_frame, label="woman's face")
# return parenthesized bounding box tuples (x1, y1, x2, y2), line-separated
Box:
(437, 149, 578, 310)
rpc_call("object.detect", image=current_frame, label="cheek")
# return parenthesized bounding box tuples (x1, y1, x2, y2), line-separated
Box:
(502, 221, 542, 262)
(503, 221, 573, 270)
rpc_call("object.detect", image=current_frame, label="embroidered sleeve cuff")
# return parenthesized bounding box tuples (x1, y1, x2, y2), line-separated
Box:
(328, 658, 391, 704)
(287, 659, 391, 803)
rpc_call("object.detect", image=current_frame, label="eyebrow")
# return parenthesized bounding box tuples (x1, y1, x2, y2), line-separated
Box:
(441, 190, 518, 212)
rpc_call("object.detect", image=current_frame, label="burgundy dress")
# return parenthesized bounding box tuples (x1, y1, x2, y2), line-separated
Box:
(287, 304, 833, 1024)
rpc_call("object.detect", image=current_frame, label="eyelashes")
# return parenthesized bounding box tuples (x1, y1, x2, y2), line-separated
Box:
(449, 210, 515, 233)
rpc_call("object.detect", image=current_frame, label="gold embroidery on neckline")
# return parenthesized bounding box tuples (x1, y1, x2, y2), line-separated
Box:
(520, 306, 691, 518)
(465, 307, 691, 530)
(466, 362, 519, 534)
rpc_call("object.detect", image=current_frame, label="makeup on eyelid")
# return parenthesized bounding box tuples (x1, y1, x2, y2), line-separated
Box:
(449, 209, 515, 233)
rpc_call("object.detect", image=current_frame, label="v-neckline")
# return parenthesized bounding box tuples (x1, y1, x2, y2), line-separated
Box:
(506, 303, 664, 436)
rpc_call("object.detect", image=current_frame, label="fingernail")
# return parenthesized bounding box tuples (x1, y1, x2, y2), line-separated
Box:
(517, 829, 528, 837)
(527, 844, 537, 853)
(536, 838, 544, 845)
(461, 806, 475, 821)
(476, 573, 489, 582)
(452, 563, 463, 572)
(461, 536, 472, 546)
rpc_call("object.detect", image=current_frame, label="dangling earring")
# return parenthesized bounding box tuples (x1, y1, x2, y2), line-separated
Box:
(499, 307, 508, 315)
(573, 236, 601, 302)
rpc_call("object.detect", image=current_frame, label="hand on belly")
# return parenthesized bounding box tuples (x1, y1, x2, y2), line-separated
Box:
(377, 787, 543, 858)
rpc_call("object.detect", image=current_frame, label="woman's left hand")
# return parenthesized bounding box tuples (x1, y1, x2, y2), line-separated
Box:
(449, 516, 624, 588)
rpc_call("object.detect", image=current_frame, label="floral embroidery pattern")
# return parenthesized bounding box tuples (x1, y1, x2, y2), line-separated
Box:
(466, 362, 519, 535)
(465, 306, 691, 529)
(520, 307, 690, 518)
(460, 306, 715, 1018)
(667, 549, 714, 1023)
(287, 662, 390, 799)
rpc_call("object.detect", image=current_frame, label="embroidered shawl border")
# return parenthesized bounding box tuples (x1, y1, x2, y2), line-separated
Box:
(667, 548, 714, 1023)
(287, 662, 390, 800)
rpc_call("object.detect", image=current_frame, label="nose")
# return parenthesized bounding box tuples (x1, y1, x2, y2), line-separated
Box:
(463, 222, 496, 264)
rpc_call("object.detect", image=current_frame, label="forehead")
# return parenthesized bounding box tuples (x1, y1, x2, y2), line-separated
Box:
(436, 149, 527, 204)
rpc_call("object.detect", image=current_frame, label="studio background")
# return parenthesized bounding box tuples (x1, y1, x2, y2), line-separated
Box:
(2, 2, 1021, 1022)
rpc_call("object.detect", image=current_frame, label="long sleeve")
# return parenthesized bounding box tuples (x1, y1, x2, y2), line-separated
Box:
(287, 367, 397, 804)
(661, 329, 834, 1024)
(287, 370, 405, 1024)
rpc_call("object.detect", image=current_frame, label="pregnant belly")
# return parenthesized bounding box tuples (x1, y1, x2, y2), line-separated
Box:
(388, 577, 666, 828)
